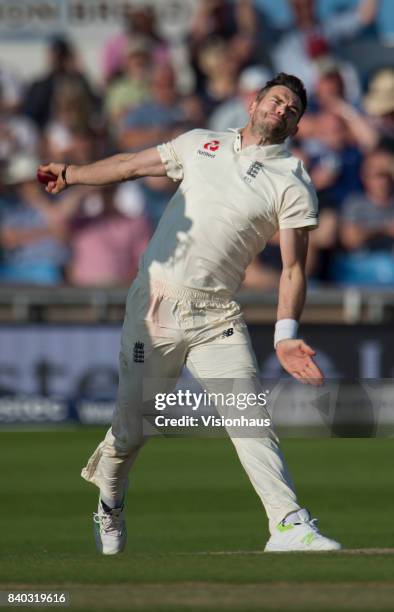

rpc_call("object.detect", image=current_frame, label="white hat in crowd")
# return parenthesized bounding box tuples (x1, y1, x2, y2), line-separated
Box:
(363, 69, 394, 117)
(239, 66, 272, 93)
(4, 154, 39, 185)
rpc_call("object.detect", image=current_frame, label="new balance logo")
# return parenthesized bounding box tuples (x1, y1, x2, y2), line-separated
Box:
(133, 341, 144, 363)
(246, 161, 263, 178)
(222, 328, 234, 338)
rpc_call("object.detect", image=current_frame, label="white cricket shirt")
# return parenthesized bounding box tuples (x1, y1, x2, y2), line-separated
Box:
(139, 128, 318, 297)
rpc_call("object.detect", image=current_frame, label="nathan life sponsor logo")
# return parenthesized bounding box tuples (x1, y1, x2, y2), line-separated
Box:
(198, 140, 220, 159)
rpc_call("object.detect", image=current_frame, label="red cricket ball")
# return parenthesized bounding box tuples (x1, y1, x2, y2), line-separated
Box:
(37, 169, 57, 185)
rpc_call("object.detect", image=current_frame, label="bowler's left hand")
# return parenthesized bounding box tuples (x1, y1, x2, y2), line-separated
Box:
(276, 339, 324, 386)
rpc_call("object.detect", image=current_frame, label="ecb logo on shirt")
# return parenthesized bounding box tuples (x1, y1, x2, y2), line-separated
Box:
(244, 161, 263, 183)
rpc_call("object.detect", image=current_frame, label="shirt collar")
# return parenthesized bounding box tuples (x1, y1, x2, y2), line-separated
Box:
(227, 127, 289, 159)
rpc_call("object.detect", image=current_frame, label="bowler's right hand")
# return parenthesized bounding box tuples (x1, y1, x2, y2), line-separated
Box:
(38, 163, 68, 195)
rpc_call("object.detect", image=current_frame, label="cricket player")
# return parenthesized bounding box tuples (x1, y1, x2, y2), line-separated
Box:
(41, 73, 341, 553)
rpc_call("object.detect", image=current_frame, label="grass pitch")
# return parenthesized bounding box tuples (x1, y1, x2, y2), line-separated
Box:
(1, 429, 393, 611)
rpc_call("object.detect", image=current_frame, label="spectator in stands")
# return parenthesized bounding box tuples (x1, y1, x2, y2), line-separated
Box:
(192, 0, 269, 65)
(67, 185, 151, 287)
(104, 36, 153, 129)
(63, 128, 105, 167)
(302, 111, 363, 209)
(23, 37, 98, 131)
(363, 68, 394, 151)
(271, 0, 378, 93)
(44, 78, 99, 161)
(209, 65, 271, 132)
(116, 62, 203, 228)
(117, 63, 189, 151)
(189, 0, 272, 96)
(323, 68, 394, 154)
(0, 63, 23, 114)
(308, 58, 361, 113)
(194, 36, 240, 116)
(0, 155, 70, 284)
(101, 4, 170, 85)
(292, 144, 339, 283)
(312, 64, 345, 111)
(189, 0, 258, 51)
(331, 149, 394, 285)
(0, 83, 39, 161)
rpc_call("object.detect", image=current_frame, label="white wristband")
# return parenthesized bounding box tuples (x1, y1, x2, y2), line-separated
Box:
(274, 319, 299, 348)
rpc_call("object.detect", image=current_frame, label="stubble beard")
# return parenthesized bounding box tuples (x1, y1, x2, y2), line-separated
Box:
(251, 110, 289, 145)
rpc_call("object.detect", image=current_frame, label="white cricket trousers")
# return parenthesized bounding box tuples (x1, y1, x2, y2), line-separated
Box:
(81, 276, 300, 532)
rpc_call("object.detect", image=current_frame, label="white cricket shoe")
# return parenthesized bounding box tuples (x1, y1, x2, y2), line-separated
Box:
(93, 499, 127, 555)
(264, 508, 341, 552)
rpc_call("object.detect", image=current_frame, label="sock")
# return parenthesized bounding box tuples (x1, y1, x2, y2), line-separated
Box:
(283, 508, 309, 525)
(283, 510, 300, 525)
(100, 493, 123, 511)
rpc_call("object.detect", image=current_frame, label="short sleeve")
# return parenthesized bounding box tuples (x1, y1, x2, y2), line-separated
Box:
(157, 129, 203, 182)
(157, 141, 183, 182)
(278, 181, 319, 230)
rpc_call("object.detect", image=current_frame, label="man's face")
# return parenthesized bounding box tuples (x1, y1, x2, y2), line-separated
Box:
(361, 151, 393, 197)
(248, 85, 303, 143)
(290, 0, 315, 26)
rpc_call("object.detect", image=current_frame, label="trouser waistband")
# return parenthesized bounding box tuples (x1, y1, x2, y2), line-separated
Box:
(136, 275, 232, 303)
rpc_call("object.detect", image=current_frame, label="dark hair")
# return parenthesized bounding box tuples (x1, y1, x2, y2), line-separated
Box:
(256, 73, 307, 116)
(49, 36, 73, 61)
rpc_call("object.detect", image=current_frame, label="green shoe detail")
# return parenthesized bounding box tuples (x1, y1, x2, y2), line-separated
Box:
(301, 532, 318, 545)
(277, 522, 295, 533)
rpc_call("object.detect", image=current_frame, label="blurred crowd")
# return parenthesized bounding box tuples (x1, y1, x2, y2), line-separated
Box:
(0, 0, 393, 289)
